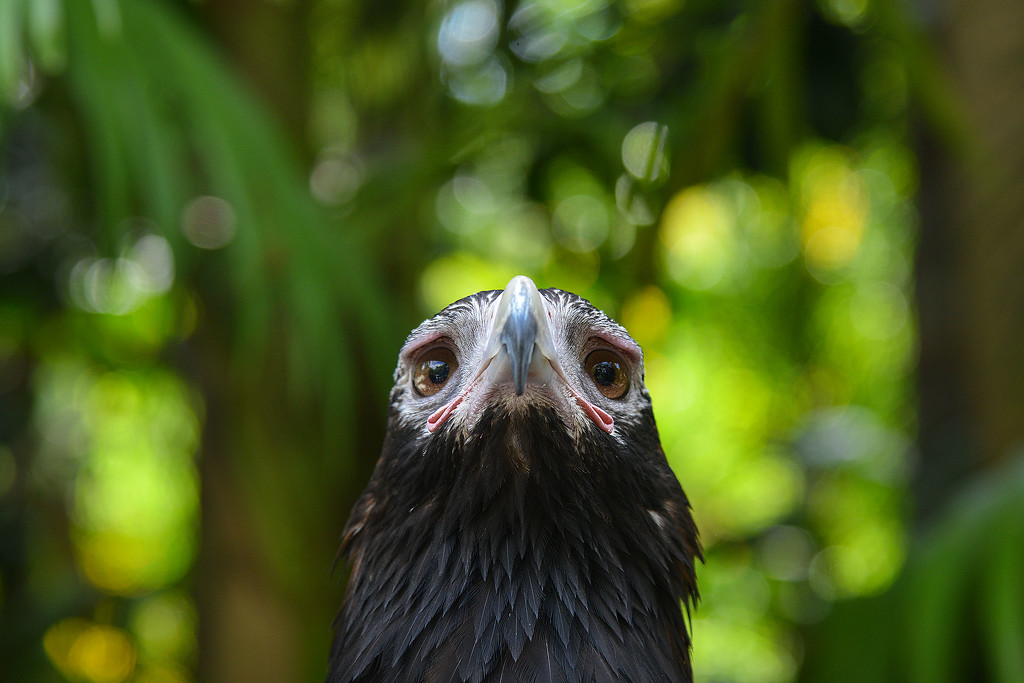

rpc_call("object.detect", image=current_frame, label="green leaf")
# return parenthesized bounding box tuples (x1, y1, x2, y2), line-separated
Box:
(28, 0, 65, 72)
(905, 454, 1024, 683)
(63, 0, 133, 242)
(88, 0, 121, 37)
(980, 467, 1024, 682)
(0, 0, 26, 104)
(904, 516, 979, 683)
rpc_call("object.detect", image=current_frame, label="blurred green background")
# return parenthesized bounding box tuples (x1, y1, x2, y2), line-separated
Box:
(1, 0, 1023, 681)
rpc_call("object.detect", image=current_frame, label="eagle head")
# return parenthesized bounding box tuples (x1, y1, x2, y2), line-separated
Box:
(329, 276, 700, 683)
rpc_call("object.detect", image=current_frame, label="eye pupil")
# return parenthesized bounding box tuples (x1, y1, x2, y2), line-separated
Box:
(592, 361, 617, 386)
(427, 360, 450, 384)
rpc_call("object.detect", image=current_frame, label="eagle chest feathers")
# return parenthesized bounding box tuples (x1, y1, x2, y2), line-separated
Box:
(328, 277, 701, 683)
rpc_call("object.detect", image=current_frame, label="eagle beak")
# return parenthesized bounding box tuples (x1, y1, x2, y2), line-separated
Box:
(493, 275, 548, 396)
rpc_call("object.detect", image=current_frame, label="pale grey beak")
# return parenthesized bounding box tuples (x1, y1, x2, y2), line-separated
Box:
(485, 275, 556, 396)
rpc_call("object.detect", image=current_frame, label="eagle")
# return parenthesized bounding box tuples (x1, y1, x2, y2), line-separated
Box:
(328, 276, 701, 682)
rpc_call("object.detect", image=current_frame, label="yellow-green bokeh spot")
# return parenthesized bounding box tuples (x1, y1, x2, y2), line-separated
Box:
(44, 618, 136, 683)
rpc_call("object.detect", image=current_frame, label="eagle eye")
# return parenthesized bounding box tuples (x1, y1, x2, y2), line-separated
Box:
(584, 349, 630, 399)
(413, 347, 458, 397)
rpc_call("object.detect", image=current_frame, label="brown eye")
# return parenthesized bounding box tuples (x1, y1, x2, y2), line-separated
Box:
(585, 349, 630, 399)
(413, 347, 459, 397)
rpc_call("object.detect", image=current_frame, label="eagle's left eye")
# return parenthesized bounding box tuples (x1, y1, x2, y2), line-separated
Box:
(585, 349, 630, 399)
(413, 347, 458, 397)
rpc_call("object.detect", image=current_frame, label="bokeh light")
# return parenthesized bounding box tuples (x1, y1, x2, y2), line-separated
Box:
(438, 0, 509, 106)
(67, 232, 176, 317)
(33, 364, 200, 595)
(44, 618, 137, 683)
(130, 591, 198, 663)
(622, 121, 669, 183)
(438, 0, 502, 66)
(793, 144, 869, 275)
(660, 185, 736, 291)
(310, 150, 364, 206)
(181, 196, 236, 250)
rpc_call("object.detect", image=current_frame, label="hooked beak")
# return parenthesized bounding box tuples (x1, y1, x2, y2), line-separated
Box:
(490, 275, 551, 396)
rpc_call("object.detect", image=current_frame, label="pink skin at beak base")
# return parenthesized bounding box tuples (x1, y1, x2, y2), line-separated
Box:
(426, 357, 614, 434)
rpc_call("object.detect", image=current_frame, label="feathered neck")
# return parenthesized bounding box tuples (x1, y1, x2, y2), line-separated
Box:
(329, 405, 699, 683)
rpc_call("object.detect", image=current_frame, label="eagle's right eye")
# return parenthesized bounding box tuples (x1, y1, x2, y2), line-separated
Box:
(585, 348, 630, 399)
(413, 347, 459, 397)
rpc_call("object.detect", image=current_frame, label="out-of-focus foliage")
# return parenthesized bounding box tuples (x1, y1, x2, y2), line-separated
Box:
(2, 1, 389, 680)
(802, 454, 1024, 683)
(0, 0, 1017, 682)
